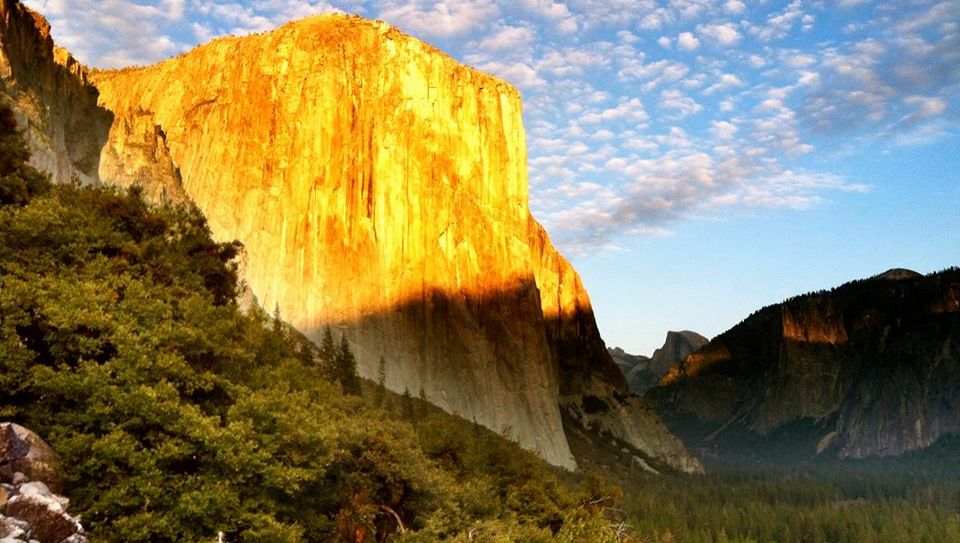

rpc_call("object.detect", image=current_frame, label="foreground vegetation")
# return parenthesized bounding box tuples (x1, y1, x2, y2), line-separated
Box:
(0, 108, 628, 542)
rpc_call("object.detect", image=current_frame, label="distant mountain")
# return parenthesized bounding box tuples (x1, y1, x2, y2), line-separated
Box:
(608, 347, 655, 394)
(609, 331, 709, 395)
(650, 331, 710, 378)
(648, 268, 960, 467)
(609, 346, 650, 375)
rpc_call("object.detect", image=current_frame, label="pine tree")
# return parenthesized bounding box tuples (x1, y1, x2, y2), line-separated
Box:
(272, 303, 282, 333)
(417, 387, 428, 419)
(374, 355, 386, 408)
(336, 334, 361, 396)
(0, 106, 50, 206)
(400, 388, 415, 421)
(319, 325, 336, 378)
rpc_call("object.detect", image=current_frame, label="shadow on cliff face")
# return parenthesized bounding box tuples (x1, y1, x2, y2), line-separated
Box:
(293, 279, 627, 404)
(0, 0, 114, 184)
(290, 279, 629, 469)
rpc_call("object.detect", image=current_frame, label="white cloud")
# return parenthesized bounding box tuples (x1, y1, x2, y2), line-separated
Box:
(889, 120, 951, 147)
(472, 60, 546, 88)
(785, 53, 817, 68)
(903, 95, 948, 118)
(191, 21, 215, 41)
(378, 0, 499, 39)
(579, 98, 649, 126)
(658, 36, 673, 49)
(474, 24, 537, 52)
(723, 0, 747, 15)
(797, 71, 821, 86)
(517, 0, 573, 19)
(697, 22, 742, 47)
(659, 89, 703, 117)
(517, 0, 579, 32)
(749, 0, 805, 41)
(724, 0, 746, 14)
(677, 31, 701, 51)
(703, 73, 744, 95)
(895, 1, 960, 33)
(592, 129, 616, 141)
(24, 0, 191, 67)
(618, 30, 640, 44)
(618, 58, 690, 90)
(638, 9, 669, 30)
(711, 120, 739, 139)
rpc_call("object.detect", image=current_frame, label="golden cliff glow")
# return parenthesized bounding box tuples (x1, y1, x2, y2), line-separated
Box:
(0, 4, 702, 473)
(92, 14, 585, 468)
(94, 16, 540, 323)
(781, 305, 848, 344)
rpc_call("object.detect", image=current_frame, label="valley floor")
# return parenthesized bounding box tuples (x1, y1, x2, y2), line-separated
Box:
(569, 423, 960, 543)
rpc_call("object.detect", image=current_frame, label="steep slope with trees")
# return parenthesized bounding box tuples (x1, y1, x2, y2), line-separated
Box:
(0, 111, 634, 541)
(649, 269, 960, 466)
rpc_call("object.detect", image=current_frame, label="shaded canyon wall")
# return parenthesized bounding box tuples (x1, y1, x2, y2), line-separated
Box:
(652, 269, 960, 462)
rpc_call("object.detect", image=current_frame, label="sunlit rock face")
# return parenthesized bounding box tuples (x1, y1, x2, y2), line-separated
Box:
(0, 4, 701, 472)
(91, 14, 581, 468)
(651, 269, 960, 464)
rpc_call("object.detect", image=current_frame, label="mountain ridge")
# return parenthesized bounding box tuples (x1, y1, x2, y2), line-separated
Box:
(650, 267, 960, 464)
(609, 330, 708, 395)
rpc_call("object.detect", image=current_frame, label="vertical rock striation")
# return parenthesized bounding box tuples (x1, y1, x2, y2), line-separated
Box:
(0, 0, 111, 184)
(0, 4, 701, 472)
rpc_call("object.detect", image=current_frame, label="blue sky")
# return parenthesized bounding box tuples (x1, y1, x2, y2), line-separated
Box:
(26, 0, 960, 355)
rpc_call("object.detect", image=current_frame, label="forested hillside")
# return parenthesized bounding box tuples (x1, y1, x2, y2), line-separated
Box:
(0, 107, 629, 542)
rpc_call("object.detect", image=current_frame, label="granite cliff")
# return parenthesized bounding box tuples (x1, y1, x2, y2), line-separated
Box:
(650, 268, 960, 465)
(610, 331, 708, 395)
(0, 0, 111, 184)
(650, 330, 708, 378)
(609, 347, 652, 391)
(0, 1, 700, 473)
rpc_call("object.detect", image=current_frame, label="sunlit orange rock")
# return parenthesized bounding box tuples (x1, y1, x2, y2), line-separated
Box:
(0, 3, 701, 472)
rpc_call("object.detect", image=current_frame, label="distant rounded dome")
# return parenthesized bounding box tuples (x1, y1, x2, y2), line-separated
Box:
(872, 268, 922, 281)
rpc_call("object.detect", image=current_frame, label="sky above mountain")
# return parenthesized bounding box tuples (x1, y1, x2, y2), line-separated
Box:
(26, 0, 960, 355)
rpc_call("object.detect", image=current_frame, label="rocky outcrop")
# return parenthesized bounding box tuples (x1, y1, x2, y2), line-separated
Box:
(609, 347, 656, 394)
(609, 347, 650, 375)
(649, 331, 708, 378)
(0, 424, 87, 543)
(0, 3, 700, 473)
(0, 0, 111, 184)
(0, 424, 58, 491)
(608, 331, 708, 396)
(564, 394, 704, 474)
(650, 268, 960, 464)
